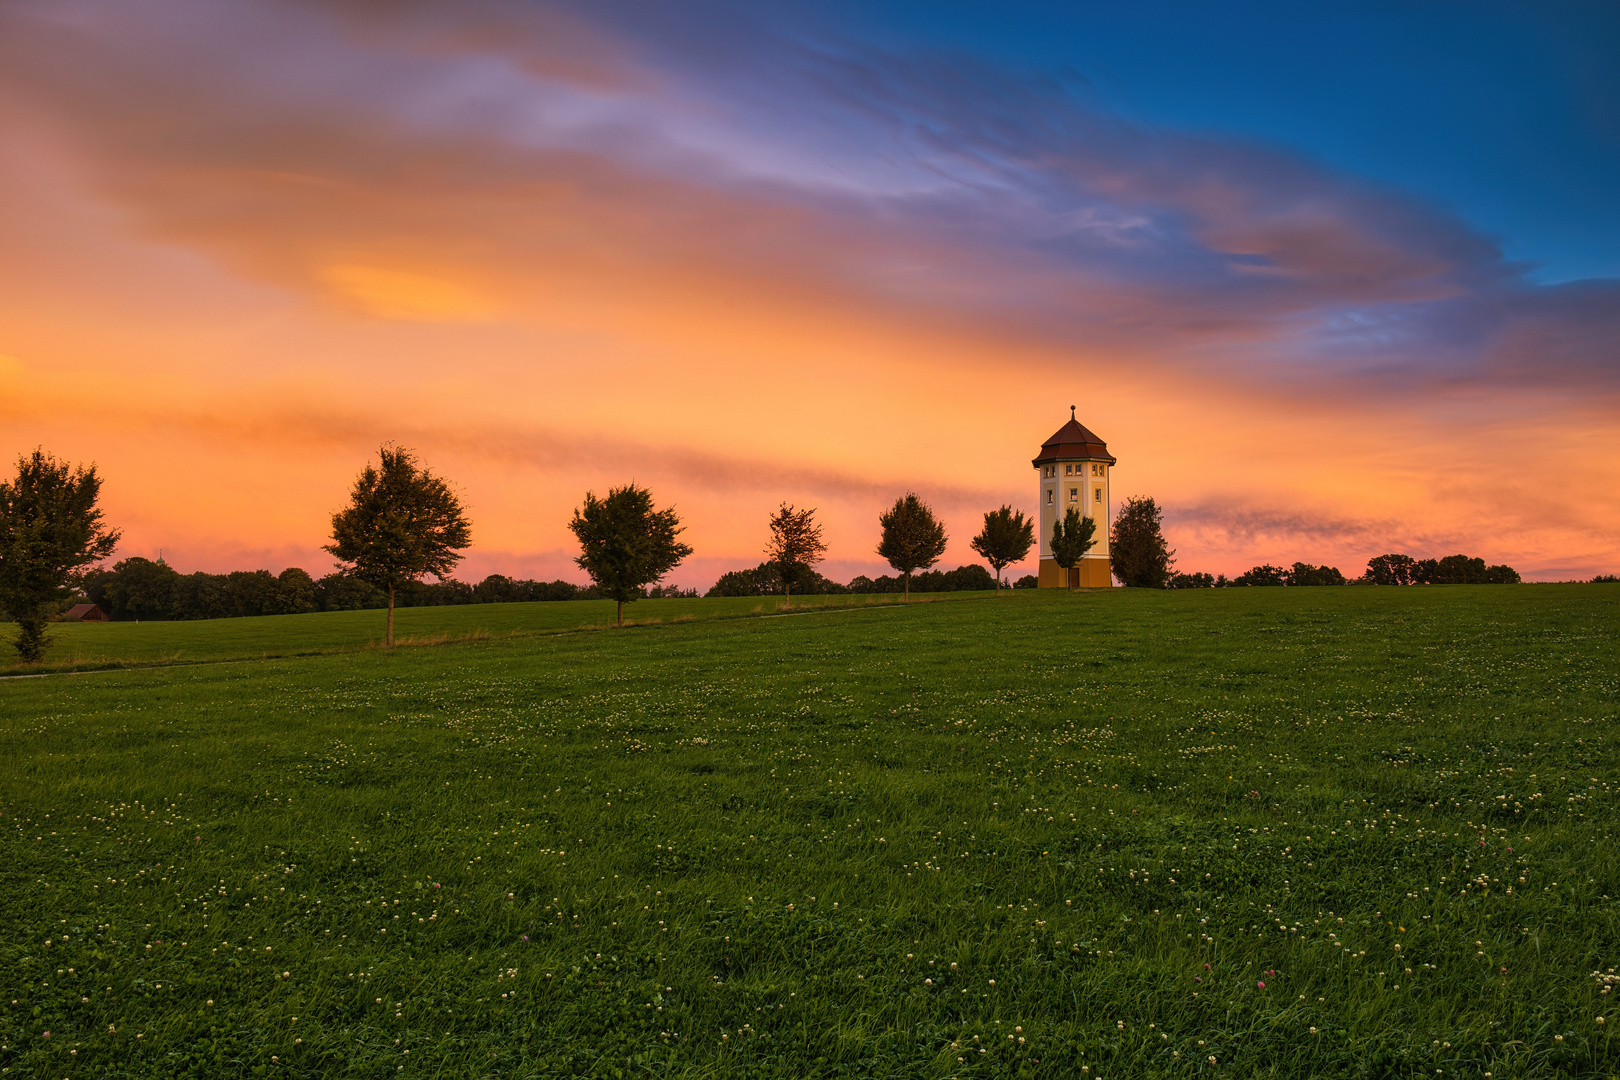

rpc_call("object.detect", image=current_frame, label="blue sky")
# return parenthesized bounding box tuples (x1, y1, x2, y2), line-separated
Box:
(786, 0, 1620, 283)
(1, 0, 1616, 580)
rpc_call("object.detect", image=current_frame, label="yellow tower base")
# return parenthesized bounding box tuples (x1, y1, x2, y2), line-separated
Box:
(1039, 557, 1113, 588)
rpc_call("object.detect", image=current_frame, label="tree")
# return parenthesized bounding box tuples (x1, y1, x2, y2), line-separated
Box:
(86, 555, 178, 620)
(569, 483, 693, 626)
(0, 449, 120, 662)
(1110, 496, 1174, 588)
(275, 567, 318, 614)
(325, 445, 472, 647)
(1049, 507, 1098, 588)
(1366, 553, 1418, 586)
(970, 506, 1035, 593)
(764, 503, 828, 605)
(876, 492, 947, 599)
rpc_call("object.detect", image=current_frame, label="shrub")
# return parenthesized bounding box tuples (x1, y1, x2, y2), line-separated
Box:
(1168, 572, 1215, 588)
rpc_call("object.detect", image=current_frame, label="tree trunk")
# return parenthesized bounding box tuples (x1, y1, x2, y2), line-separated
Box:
(784, 580, 792, 608)
(386, 585, 395, 647)
(13, 611, 50, 663)
(617, 599, 624, 627)
(994, 563, 1003, 594)
(904, 572, 910, 600)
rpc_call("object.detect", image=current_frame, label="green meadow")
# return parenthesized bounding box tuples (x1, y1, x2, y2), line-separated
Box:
(1, 585, 1617, 1078)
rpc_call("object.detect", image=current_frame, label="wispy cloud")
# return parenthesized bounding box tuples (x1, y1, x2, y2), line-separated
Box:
(0, 0, 1614, 582)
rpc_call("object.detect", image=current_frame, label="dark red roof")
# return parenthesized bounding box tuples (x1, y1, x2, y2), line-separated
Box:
(1033, 407, 1115, 466)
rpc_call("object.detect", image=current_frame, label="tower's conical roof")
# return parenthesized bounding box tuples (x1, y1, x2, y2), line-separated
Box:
(1032, 407, 1115, 465)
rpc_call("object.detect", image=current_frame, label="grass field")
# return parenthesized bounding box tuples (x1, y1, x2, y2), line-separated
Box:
(2, 591, 944, 672)
(1, 585, 1617, 1078)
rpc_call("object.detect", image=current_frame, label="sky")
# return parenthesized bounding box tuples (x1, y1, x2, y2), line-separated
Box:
(1, 0, 1616, 587)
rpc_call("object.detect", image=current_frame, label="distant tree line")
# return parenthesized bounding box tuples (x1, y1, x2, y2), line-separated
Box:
(704, 562, 1000, 597)
(72, 553, 1010, 620)
(1363, 553, 1520, 585)
(79, 557, 602, 621)
(1163, 553, 1521, 588)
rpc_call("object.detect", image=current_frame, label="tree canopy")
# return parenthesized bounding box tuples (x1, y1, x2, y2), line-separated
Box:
(569, 484, 693, 626)
(969, 506, 1034, 592)
(876, 493, 948, 599)
(764, 503, 828, 603)
(1110, 495, 1174, 588)
(1049, 507, 1098, 585)
(1366, 553, 1419, 586)
(0, 449, 121, 662)
(325, 445, 471, 646)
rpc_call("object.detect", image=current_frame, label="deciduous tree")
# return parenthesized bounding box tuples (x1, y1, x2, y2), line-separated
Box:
(1366, 553, 1419, 586)
(569, 484, 693, 626)
(764, 503, 828, 605)
(876, 493, 947, 600)
(970, 506, 1035, 593)
(0, 449, 120, 662)
(1049, 507, 1098, 588)
(325, 445, 472, 647)
(1110, 496, 1174, 588)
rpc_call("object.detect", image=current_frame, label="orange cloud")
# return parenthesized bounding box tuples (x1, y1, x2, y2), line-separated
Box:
(0, 0, 1614, 586)
(319, 264, 497, 322)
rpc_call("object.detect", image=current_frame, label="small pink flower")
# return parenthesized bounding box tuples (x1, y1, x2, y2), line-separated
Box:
(1203, 963, 1210, 970)
(1257, 981, 1266, 990)
(1194, 977, 1202, 983)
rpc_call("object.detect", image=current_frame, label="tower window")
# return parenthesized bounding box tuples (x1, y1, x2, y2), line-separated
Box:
(1046, 490, 1054, 505)
(1094, 488, 1102, 503)
(1064, 464, 1073, 475)
(1069, 488, 1078, 502)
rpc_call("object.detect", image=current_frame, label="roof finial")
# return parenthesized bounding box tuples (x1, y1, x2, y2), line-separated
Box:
(1070, 405, 1076, 419)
